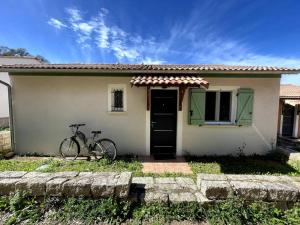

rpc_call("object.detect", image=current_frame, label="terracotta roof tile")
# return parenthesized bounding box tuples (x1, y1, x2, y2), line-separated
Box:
(0, 63, 299, 74)
(130, 75, 209, 88)
(280, 84, 300, 98)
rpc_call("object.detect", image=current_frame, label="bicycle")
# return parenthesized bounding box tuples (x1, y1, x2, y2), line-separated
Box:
(59, 123, 117, 161)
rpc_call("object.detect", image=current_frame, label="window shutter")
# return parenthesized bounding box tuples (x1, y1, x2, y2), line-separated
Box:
(236, 88, 254, 126)
(188, 88, 205, 125)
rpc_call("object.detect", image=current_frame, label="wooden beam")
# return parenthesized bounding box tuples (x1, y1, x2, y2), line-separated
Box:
(146, 86, 151, 111)
(178, 86, 187, 111)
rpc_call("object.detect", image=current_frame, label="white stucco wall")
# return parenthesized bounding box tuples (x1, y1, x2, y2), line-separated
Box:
(11, 76, 146, 155)
(10, 75, 280, 156)
(182, 77, 280, 156)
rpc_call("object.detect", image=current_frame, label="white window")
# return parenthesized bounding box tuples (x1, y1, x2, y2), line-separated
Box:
(108, 84, 127, 112)
(204, 87, 238, 124)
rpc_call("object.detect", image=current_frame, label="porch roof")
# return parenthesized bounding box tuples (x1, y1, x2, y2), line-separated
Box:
(130, 75, 209, 88)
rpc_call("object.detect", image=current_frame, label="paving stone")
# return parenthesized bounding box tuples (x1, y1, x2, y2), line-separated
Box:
(51, 172, 79, 178)
(169, 192, 196, 203)
(200, 180, 232, 200)
(197, 174, 227, 182)
(0, 171, 27, 179)
(143, 192, 169, 203)
(155, 177, 176, 184)
(230, 181, 268, 200)
(132, 177, 154, 190)
(62, 177, 94, 197)
(226, 174, 257, 181)
(0, 178, 21, 195)
(23, 172, 54, 179)
(46, 177, 70, 196)
(175, 177, 197, 191)
(262, 182, 299, 202)
(115, 172, 132, 198)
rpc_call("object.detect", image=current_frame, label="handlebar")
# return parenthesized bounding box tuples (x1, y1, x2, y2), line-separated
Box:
(69, 123, 86, 128)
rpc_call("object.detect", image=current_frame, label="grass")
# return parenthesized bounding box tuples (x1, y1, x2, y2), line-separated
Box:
(187, 153, 300, 177)
(1, 152, 300, 178)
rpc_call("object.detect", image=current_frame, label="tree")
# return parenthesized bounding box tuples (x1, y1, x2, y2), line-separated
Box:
(0, 46, 49, 63)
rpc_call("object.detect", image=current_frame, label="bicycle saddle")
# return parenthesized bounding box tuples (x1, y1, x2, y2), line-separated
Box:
(69, 123, 86, 127)
(91, 131, 102, 134)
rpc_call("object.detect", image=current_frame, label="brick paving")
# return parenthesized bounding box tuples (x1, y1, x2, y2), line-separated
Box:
(141, 156, 193, 174)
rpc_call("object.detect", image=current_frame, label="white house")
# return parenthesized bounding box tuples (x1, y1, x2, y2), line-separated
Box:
(0, 56, 41, 128)
(0, 63, 299, 157)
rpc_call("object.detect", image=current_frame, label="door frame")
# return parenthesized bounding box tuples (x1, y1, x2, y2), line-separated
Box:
(145, 87, 183, 156)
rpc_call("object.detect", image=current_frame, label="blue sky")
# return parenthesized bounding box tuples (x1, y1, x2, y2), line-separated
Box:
(0, 0, 299, 83)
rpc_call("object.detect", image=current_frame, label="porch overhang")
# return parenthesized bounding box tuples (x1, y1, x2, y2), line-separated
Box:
(130, 75, 209, 111)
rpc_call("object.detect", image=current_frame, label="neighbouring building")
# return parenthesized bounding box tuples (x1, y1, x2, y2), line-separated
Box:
(278, 84, 300, 138)
(0, 56, 41, 128)
(0, 63, 299, 157)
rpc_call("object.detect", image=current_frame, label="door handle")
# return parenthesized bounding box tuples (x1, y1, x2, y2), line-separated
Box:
(151, 121, 156, 128)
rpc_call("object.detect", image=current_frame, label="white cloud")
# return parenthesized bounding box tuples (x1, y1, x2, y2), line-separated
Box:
(47, 6, 300, 68)
(47, 18, 67, 29)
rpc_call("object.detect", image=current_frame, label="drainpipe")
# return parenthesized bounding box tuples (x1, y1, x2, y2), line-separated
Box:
(0, 79, 14, 152)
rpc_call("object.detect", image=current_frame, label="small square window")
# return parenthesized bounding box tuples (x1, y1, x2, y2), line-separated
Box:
(108, 84, 127, 112)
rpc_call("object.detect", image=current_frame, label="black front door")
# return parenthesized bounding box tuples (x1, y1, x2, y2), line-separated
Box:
(150, 90, 177, 158)
(282, 104, 295, 137)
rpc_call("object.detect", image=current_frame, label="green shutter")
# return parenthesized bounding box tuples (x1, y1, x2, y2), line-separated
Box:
(188, 88, 205, 125)
(236, 88, 254, 126)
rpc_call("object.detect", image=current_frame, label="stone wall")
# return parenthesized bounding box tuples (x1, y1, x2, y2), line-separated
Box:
(0, 117, 9, 128)
(0, 131, 10, 155)
(0, 172, 300, 204)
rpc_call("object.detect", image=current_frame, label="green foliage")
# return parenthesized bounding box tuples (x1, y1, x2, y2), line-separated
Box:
(206, 197, 300, 225)
(1, 194, 300, 224)
(4, 191, 43, 225)
(51, 197, 131, 224)
(0, 159, 48, 171)
(132, 202, 206, 223)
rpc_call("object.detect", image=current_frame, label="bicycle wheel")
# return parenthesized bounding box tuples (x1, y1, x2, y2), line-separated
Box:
(97, 138, 117, 160)
(59, 138, 80, 160)
(91, 142, 105, 160)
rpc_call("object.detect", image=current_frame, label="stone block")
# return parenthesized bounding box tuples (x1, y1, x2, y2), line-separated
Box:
(143, 192, 168, 203)
(23, 172, 54, 179)
(115, 172, 132, 198)
(0, 178, 21, 195)
(15, 177, 51, 196)
(230, 181, 267, 200)
(169, 192, 196, 203)
(155, 177, 176, 184)
(62, 177, 94, 197)
(262, 182, 299, 202)
(195, 192, 212, 204)
(132, 177, 154, 190)
(175, 177, 197, 192)
(46, 177, 70, 196)
(52, 172, 79, 178)
(0, 171, 27, 179)
(91, 175, 118, 198)
(200, 180, 232, 200)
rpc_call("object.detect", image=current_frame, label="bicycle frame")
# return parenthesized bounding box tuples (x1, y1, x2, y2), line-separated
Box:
(70, 126, 102, 154)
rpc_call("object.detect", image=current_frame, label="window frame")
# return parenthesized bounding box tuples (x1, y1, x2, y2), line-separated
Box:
(204, 86, 238, 125)
(108, 84, 127, 113)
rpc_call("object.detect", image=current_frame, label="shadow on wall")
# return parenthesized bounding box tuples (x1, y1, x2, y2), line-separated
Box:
(185, 153, 298, 175)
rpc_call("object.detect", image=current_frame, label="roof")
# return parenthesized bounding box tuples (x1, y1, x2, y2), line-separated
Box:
(130, 75, 209, 88)
(280, 84, 300, 99)
(0, 63, 299, 74)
